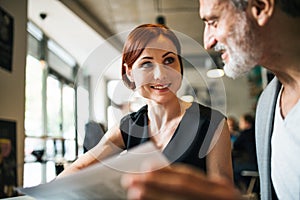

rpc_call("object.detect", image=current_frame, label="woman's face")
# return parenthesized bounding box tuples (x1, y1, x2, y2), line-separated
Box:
(127, 35, 182, 104)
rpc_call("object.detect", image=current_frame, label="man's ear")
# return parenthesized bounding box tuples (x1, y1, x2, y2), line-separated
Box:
(250, 0, 275, 26)
(124, 63, 134, 82)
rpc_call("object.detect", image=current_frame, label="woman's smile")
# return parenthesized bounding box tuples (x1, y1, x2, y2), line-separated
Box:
(150, 83, 171, 90)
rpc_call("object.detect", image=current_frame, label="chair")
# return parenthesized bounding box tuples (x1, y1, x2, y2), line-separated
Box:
(83, 121, 105, 152)
(241, 170, 259, 200)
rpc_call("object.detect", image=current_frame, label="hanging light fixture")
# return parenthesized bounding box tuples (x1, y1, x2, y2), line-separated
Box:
(156, 15, 166, 25)
(38, 12, 48, 69)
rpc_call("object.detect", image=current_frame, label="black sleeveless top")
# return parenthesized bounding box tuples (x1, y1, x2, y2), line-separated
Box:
(119, 102, 225, 172)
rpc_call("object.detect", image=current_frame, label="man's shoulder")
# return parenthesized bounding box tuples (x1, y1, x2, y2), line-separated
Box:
(257, 77, 280, 107)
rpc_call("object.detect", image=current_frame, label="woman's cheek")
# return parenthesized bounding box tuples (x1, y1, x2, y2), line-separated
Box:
(132, 69, 153, 89)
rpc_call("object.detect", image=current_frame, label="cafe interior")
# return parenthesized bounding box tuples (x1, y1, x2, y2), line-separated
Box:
(0, 0, 269, 198)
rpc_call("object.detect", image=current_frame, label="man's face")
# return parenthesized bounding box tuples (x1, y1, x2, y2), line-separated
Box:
(199, 0, 262, 79)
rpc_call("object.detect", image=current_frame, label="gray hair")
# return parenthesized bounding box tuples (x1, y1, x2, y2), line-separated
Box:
(230, 0, 248, 10)
(231, 0, 300, 17)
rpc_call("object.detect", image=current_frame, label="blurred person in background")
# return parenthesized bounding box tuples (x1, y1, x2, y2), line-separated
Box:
(227, 116, 239, 149)
(232, 113, 257, 192)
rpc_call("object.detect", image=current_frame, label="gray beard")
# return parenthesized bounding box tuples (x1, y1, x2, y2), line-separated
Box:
(223, 13, 261, 79)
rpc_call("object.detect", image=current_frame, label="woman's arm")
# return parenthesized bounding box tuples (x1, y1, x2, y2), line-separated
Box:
(57, 125, 125, 178)
(206, 118, 234, 182)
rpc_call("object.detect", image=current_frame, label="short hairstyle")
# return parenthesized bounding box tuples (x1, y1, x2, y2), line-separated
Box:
(242, 113, 255, 126)
(230, 0, 248, 10)
(231, 0, 300, 17)
(121, 24, 183, 90)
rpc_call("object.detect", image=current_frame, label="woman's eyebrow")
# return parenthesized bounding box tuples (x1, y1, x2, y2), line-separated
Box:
(162, 52, 176, 58)
(140, 56, 153, 60)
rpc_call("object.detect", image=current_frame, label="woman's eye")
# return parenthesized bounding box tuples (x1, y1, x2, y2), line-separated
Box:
(140, 62, 153, 68)
(164, 57, 175, 65)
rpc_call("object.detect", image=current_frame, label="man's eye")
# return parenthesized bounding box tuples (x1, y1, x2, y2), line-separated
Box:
(207, 20, 217, 27)
(164, 57, 175, 65)
(140, 62, 153, 68)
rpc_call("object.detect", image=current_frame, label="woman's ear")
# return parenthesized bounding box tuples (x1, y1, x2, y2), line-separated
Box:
(124, 63, 134, 82)
(250, 0, 275, 26)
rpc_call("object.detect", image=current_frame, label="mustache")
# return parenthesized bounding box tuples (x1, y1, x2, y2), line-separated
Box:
(214, 43, 226, 52)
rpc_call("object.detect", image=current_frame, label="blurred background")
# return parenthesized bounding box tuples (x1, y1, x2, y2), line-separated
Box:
(0, 0, 267, 196)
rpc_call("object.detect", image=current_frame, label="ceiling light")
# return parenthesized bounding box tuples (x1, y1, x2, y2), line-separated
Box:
(206, 69, 224, 78)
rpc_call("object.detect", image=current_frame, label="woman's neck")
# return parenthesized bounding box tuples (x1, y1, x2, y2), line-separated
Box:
(147, 99, 184, 127)
(147, 99, 191, 150)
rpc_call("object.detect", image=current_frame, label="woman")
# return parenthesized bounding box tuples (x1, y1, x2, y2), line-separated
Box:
(58, 24, 232, 182)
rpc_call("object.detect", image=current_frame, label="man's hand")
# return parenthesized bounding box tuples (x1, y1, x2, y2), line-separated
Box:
(121, 164, 241, 200)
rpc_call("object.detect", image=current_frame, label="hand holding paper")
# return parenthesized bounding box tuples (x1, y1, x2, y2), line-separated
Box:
(19, 142, 169, 200)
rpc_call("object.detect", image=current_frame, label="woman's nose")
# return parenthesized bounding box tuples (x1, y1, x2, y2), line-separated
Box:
(153, 64, 167, 80)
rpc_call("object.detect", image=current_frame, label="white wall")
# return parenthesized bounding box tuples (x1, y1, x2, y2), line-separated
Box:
(0, 0, 27, 186)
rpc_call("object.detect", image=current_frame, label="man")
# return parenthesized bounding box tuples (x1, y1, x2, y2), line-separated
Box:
(121, 0, 300, 199)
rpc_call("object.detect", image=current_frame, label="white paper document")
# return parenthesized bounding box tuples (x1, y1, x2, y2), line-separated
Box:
(19, 142, 169, 200)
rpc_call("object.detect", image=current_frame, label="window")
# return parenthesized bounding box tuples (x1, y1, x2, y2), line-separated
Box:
(47, 75, 62, 138)
(24, 55, 43, 137)
(24, 22, 78, 187)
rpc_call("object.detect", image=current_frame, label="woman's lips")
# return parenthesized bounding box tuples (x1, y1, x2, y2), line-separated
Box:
(150, 83, 171, 90)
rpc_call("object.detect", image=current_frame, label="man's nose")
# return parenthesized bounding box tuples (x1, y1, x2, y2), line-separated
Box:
(203, 26, 217, 50)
